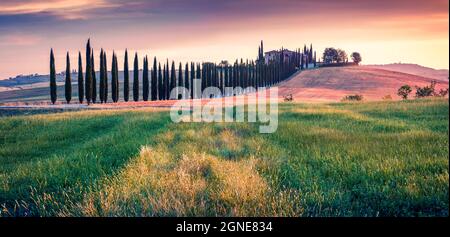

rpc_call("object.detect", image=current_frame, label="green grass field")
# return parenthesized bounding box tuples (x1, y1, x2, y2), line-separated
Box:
(0, 99, 448, 217)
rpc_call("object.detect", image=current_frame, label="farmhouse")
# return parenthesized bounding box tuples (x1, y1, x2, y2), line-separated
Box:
(264, 49, 297, 64)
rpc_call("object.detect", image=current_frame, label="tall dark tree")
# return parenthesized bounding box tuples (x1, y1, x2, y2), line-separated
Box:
(103, 52, 108, 103)
(151, 57, 158, 101)
(164, 60, 170, 99)
(195, 63, 201, 99)
(111, 53, 118, 103)
(190, 62, 195, 99)
(114, 53, 119, 102)
(143, 56, 149, 101)
(133, 53, 139, 102)
(162, 64, 167, 100)
(169, 61, 176, 99)
(65, 52, 72, 103)
(184, 62, 189, 99)
(85, 39, 92, 104)
(50, 49, 57, 104)
(178, 62, 183, 99)
(91, 50, 97, 103)
(123, 49, 130, 101)
(78, 52, 84, 104)
(158, 63, 163, 100)
(99, 50, 104, 103)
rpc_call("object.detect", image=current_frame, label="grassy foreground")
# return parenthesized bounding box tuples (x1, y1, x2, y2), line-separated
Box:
(0, 99, 448, 217)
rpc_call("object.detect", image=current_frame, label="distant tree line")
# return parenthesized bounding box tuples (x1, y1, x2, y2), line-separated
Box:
(50, 39, 313, 104)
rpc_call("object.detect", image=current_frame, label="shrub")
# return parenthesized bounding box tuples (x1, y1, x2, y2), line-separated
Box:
(284, 94, 293, 102)
(437, 88, 449, 97)
(415, 81, 436, 98)
(397, 85, 412, 100)
(342, 94, 363, 102)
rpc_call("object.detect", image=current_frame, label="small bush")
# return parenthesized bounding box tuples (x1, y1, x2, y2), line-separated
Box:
(415, 81, 436, 98)
(284, 94, 293, 102)
(342, 94, 363, 102)
(437, 88, 449, 97)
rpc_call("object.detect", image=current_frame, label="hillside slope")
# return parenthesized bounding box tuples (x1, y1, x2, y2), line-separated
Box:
(277, 66, 449, 102)
(365, 63, 449, 81)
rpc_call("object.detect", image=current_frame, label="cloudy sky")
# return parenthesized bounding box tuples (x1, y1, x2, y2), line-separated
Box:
(0, 0, 448, 78)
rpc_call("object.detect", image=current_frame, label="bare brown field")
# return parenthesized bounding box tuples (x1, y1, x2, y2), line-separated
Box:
(276, 66, 449, 102)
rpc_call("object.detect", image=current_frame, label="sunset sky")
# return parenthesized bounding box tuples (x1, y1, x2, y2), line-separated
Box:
(0, 0, 448, 79)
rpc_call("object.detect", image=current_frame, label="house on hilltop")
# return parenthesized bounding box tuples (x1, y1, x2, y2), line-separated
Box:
(264, 49, 297, 64)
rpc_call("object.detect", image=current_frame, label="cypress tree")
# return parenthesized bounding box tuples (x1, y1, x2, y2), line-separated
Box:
(115, 53, 120, 102)
(85, 39, 92, 104)
(124, 49, 129, 102)
(158, 63, 163, 100)
(196, 63, 201, 98)
(133, 53, 139, 102)
(178, 62, 183, 99)
(224, 65, 229, 94)
(50, 49, 57, 104)
(151, 57, 157, 101)
(170, 61, 176, 99)
(184, 62, 189, 99)
(143, 56, 149, 101)
(162, 64, 167, 100)
(164, 60, 169, 99)
(103, 52, 108, 103)
(201, 63, 206, 94)
(99, 50, 104, 103)
(78, 52, 84, 104)
(190, 62, 195, 99)
(65, 52, 71, 104)
(91, 50, 97, 103)
(111, 53, 117, 103)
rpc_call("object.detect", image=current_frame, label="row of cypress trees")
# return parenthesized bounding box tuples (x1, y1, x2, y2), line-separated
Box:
(50, 40, 312, 104)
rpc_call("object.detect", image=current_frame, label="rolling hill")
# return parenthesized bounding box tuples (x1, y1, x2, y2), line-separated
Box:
(277, 66, 449, 102)
(365, 63, 449, 81)
(0, 66, 448, 105)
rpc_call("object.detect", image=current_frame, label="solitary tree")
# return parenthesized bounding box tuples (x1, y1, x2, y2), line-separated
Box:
(78, 52, 84, 103)
(64, 52, 72, 104)
(124, 49, 130, 102)
(50, 49, 57, 104)
(397, 85, 412, 100)
(351, 52, 362, 64)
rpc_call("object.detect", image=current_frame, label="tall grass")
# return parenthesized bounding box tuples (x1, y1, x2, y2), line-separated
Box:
(0, 99, 448, 216)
